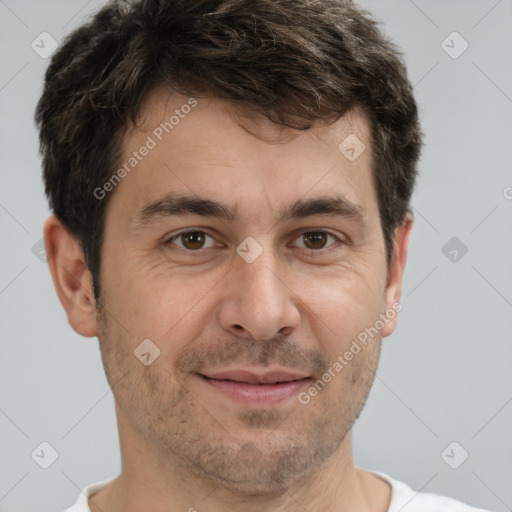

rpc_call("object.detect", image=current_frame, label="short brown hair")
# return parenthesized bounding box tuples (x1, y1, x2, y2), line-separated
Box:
(36, 0, 422, 299)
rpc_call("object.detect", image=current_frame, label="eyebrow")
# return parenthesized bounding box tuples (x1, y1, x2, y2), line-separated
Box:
(131, 192, 366, 231)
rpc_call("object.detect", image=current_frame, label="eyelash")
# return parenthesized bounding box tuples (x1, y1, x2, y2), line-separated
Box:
(164, 229, 345, 257)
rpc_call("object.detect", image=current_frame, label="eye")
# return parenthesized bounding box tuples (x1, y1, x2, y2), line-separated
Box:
(291, 230, 343, 253)
(164, 229, 344, 255)
(165, 230, 217, 251)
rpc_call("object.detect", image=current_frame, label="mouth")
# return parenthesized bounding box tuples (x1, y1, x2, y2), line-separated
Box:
(197, 370, 312, 407)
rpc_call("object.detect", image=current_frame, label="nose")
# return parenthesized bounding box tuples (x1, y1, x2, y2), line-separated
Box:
(217, 241, 301, 341)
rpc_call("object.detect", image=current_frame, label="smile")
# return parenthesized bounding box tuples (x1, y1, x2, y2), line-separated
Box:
(198, 374, 311, 407)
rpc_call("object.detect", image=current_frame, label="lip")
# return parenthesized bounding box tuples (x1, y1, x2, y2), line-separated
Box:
(198, 369, 311, 407)
(202, 369, 309, 384)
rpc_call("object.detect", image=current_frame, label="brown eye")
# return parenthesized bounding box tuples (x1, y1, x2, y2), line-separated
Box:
(166, 231, 216, 251)
(180, 231, 205, 250)
(291, 230, 342, 254)
(303, 231, 329, 250)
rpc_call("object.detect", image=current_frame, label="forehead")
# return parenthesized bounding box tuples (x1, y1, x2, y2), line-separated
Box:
(107, 87, 378, 228)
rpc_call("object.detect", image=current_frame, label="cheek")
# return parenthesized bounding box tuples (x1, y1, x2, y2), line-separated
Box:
(105, 259, 226, 351)
(305, 264, 385, 342)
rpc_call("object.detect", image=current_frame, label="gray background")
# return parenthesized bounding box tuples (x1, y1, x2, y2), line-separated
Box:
(1, 1, 511, 510)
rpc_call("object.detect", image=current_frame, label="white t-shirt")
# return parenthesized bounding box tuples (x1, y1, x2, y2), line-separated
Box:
(62, 468, 494, 511)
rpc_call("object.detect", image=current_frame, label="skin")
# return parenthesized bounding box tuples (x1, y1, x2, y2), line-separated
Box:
(45, 87, 413, 512)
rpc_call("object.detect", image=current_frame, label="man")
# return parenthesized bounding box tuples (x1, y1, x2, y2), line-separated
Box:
(36, 0, 493, 510)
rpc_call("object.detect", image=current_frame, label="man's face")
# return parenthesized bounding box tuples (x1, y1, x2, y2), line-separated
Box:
(95, 88, 401, 493)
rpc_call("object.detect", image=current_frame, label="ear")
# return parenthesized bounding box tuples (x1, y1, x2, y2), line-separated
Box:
(43, 215, 98, 337)
(381, 210, 414, 338)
